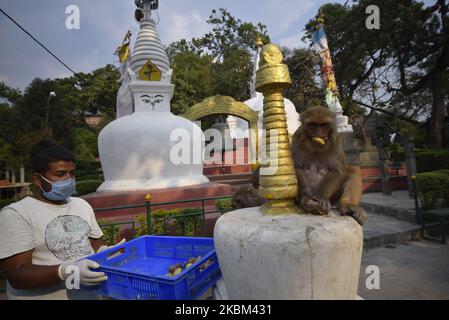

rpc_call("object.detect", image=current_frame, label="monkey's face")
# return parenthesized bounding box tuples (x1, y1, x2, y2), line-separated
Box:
(306, 121, 332, 146)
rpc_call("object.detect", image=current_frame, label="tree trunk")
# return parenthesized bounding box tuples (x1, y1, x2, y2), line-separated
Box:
(429, 72, 446, 148)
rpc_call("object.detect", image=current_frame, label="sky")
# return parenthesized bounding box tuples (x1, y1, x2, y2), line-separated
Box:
(0, 0, 356, 91)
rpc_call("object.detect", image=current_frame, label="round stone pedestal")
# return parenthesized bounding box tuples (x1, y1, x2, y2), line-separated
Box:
(214, 208, 363, 300)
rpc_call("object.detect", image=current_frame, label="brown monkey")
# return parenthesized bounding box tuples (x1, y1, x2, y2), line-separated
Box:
(232, 185, 266, 209)
(291, 106, 367, 225)
(232, 166, 266, 209)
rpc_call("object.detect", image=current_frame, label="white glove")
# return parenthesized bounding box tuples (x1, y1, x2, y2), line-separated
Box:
(97, 238, 126, 253)
(58, 259, 108, 287)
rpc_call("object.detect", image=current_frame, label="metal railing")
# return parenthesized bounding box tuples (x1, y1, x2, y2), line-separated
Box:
(94, 194, 234, 242)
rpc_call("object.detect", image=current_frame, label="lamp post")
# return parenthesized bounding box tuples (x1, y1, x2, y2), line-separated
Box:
(45, 91, 56, 134)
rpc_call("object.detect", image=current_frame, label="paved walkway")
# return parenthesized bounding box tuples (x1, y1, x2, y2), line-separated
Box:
(363, 212, 421, 249)
(361, 191, 417, 223)
(362, 190, 415, 211)
(358, 240, 449, 300)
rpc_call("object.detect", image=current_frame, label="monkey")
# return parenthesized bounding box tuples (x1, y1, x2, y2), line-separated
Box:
(291, 106, 367, 225)
(232, 166, 266, 209)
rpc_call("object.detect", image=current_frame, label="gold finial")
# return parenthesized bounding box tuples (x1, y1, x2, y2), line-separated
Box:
(255, 44, 301, 215)
(255, 35, 264, 48)
(145, 193, 153, 201)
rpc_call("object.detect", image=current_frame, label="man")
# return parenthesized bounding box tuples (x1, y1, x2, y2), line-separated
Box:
(0, 141, 115, 300)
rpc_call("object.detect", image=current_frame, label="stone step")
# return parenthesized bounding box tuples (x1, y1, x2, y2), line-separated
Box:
(363, 212, 422, 250)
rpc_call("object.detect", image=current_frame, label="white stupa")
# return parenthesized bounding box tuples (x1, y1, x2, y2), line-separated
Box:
(227, 38, 301, 140)
(97, 0, 209, 192)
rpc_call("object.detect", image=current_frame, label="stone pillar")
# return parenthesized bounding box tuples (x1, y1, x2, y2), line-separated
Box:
(11, 169, 16, 184)
(215, 209, 363, 299)
(376, 141, 392, 196)
(403, 136, 417, 198)
(20, 166, 25, 184)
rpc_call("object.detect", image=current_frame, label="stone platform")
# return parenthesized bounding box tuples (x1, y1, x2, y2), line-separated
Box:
(82, 182, 232, 220)
(214, 208, 363, 300)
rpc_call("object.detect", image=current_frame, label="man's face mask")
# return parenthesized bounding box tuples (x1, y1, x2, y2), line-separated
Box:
(37, 174, 76, 201)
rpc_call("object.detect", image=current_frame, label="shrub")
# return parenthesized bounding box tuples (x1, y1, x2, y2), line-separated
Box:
(416, 170, 449, 209)
(416, 150, 449, 173)
(76, 160, 102, 175)
(215, 198, 235, 212)
(77, 174, 103, 182)
(136, 207, 203, 237)
(97, 219, 122, 246)
(76, 180, 102, 196)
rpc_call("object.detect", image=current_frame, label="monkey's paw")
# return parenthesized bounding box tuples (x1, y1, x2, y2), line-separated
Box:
(340, 205, 367, 225)
(300, 194, 330, 216)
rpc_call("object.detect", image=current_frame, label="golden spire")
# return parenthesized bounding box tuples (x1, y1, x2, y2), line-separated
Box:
(255, 44, 301, 215)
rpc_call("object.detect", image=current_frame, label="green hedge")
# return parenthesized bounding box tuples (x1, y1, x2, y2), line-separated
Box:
(77, 174, 103, 182)
(416, 150, 449, 173)
(416, 170, 449, 209)
(215, 198, 235, 211)
(75, 160, 102, 177)
(97, 219, 122, 246)
(136, 207, 203, 237)
(76, 180, 102, 196)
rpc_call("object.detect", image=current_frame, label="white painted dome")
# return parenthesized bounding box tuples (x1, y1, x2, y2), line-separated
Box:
(98, 112, 208, 192)
(228, 92, 301, 139)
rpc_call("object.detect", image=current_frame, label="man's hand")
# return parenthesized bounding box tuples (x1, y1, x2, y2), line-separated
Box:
(58, 259, 108, 287)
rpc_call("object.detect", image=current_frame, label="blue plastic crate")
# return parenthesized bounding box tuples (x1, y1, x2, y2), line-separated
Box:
(84, 236, 222, 300)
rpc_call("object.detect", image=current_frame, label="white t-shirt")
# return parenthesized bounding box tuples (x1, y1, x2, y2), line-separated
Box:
(0, 196, 104, 300)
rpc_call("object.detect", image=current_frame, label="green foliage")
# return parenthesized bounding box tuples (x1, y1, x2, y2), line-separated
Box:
(76, 180, 102, 196)
(75, 159, 102, 177)
(416, 150, 449, 173)
(73, 128, 99, 160)
(283, 48, 324, 112)
(416, 170, 449, 209)
(167, 8, 269, 106)
(305, 0, 449, 146)
(136, 207, 204, 237)
(97, 219, 122, 246)
(0, 65, 119, 176)
(171, 52, 215, 115)
(215, 198, 235, 211)
(77, 174, 102, 182)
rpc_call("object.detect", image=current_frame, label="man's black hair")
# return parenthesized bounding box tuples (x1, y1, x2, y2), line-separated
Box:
(32, 140, 76, 174)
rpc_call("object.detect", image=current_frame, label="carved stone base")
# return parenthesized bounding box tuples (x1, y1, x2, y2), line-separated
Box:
(214, 208, 363, 299)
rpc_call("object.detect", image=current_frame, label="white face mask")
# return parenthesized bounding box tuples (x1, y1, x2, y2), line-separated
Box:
(37, 174, 76, 201)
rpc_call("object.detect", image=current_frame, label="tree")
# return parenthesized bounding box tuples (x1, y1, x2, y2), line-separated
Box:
(74, 65, 120, 122)
(305, 0, 449, 147)
(170, 52, 215, 115)
(167, 9, 270, 105)
(283, 48, 324, 112)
